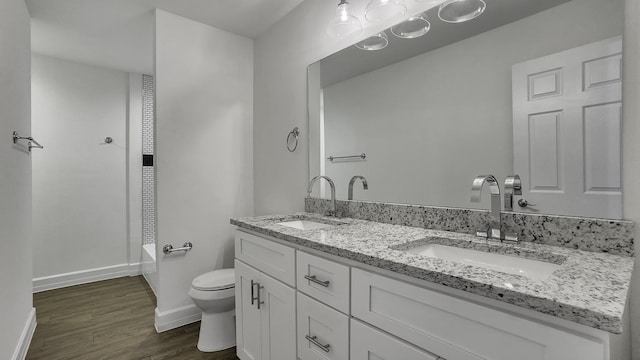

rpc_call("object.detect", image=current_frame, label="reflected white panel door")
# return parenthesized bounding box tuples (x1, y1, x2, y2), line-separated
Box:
(512, 36, 622, 218)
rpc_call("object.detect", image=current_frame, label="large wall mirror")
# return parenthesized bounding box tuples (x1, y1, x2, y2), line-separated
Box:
(308, 0, 624, 219)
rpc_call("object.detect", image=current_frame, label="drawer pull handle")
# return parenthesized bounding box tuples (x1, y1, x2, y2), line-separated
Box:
(305, 335, 331, 352)
(304, 274, 330, 287)
(250, 280, 256, 305)
(250, 280, 264, 309)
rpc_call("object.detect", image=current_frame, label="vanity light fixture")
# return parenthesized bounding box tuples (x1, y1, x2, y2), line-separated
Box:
(391, 12, 430, 39)
(327, 0, 363, 38)
(438, 0, 486, 23)
(365, 0, 407, 23)
(355, 31, 389, 50)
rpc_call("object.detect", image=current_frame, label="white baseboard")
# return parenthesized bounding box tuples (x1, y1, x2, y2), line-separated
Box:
(32, 264, 130, 293)
(128, 262, 143, 276)
(11, 307, 36, 360)
(154, 304, 201, 333)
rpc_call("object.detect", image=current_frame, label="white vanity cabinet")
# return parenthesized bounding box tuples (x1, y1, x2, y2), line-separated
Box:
(234, 229, 615, 360)
(235, 232, 296, 360)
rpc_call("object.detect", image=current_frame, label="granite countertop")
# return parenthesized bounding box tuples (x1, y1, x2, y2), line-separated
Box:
(230, 213, 635, 334)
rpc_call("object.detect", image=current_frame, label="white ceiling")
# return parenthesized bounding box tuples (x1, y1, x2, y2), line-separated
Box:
(26, 0, 305, 74)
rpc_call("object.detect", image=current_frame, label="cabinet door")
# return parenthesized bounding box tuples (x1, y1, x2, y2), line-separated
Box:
(297, 292, 349, 360)
(351, 319, 439, 360)
(236, 260, 263, 360)
(260, 271, 297, 360)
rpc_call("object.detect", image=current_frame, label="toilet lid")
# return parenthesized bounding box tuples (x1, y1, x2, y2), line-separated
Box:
(192, 268, 235, 291)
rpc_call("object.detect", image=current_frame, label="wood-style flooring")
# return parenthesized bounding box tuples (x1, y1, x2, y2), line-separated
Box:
(26, 276, 239, 360)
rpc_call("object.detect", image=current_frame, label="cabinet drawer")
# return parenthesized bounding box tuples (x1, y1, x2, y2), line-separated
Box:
(351, 268, 605, 360)
(235, 230, 295, 286)
(351, 319, 440, 360)
(297, 292, 349, 360)
(296, 251, 350, 314)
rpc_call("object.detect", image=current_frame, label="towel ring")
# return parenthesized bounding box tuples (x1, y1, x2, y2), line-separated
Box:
(286, 127, 300, 152)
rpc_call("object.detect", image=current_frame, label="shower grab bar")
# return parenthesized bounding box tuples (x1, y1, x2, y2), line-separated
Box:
(327, 153, 366, 162)
(13, 131, 43, 151)
(162, 242, 193, 255)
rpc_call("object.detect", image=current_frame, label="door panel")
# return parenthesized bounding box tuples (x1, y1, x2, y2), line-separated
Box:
(583, 102, 621, 192)
(512, 36, 622, 218)
(583, 54, 622, 91)
(528, 111, 562, 190)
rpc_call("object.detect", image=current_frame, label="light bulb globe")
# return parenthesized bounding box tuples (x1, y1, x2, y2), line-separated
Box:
(364, 0, 407, 23)
(327, 2, 363, 38)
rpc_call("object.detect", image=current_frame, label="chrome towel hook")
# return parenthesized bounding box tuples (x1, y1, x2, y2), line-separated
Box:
(12, 131, 43, 152)
(286, 127, 300, 152)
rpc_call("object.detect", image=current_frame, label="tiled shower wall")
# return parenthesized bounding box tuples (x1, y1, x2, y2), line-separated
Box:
(142, 74, 155, 245)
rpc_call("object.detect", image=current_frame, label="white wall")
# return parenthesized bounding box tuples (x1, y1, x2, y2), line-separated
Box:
(254, 0, 639, 358)
(321, 0, 623, 208)
(154, 9, 254, 330)
(0, 0, 35, 358)
(31, 55, 129, 284)
(622, 0, 640, 358)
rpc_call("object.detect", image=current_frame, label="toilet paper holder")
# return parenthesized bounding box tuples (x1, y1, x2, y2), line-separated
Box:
(163, 242, 193, 255)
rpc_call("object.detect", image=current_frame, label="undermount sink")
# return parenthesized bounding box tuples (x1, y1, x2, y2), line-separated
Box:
(277, 220, 336, 230)
(405, 243, 561, 281)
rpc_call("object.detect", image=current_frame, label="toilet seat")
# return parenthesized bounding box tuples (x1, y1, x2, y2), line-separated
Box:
(192, 268, 235, 291)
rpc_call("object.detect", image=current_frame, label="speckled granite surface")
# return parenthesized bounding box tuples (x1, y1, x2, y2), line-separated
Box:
(305, 197, 635, 256)
(231, 212, 634, 334)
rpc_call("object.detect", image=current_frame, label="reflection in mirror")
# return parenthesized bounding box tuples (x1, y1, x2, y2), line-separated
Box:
(308, 0, 624, 219)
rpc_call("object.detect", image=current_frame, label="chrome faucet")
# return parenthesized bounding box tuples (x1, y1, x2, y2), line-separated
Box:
(471, 175, 519, 243)
(308, 175, 339, 217)
(348, 176, 368, 200)
(471, 175, 502, 240)
(504, 175, 522, 211)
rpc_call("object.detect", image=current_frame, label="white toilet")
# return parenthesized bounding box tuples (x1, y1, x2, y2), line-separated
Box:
(188, 268, 236, 352)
